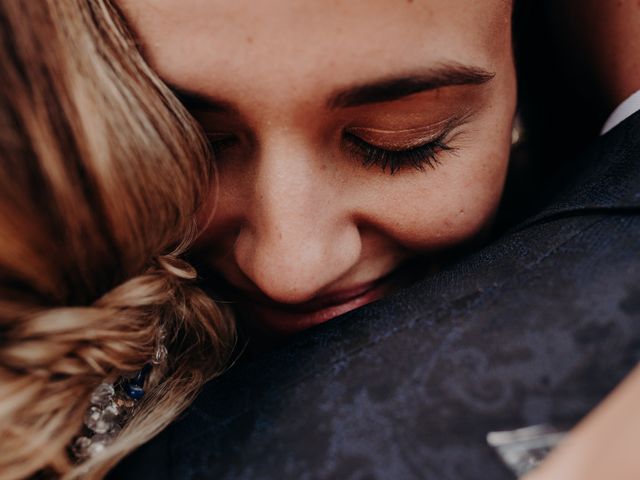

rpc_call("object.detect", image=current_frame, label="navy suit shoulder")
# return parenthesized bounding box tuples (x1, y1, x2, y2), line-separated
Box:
(112, 112, 640, 480)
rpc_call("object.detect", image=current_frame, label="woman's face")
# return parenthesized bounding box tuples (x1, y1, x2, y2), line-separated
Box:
(120, 0, 516, 335)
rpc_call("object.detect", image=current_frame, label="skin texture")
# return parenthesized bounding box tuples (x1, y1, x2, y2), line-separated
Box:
(119, 0, 516, 335)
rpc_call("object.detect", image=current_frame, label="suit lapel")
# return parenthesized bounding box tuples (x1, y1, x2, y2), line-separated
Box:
(516, 110, 640, 231)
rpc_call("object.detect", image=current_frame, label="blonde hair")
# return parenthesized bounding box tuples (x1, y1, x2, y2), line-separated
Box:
(0, 0, 235, 478)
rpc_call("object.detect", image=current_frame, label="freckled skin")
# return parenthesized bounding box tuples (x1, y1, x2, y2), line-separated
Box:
(119, 0, 516, 332)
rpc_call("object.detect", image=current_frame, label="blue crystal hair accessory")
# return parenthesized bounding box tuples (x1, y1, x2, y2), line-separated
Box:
(71, 328, 167, 461)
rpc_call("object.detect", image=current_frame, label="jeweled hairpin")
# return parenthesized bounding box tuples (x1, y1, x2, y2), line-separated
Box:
(71, 328, 167, 461)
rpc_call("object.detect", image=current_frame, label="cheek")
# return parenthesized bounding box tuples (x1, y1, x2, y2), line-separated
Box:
(367, 146, 510, 252)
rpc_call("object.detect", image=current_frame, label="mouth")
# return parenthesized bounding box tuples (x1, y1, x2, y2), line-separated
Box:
(235, 272, 399, 336)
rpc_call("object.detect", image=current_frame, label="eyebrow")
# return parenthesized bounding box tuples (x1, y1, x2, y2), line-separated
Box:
(171, 88, 237, 114)
(327, 63, 495, 109)
(168, 63, 495, 114)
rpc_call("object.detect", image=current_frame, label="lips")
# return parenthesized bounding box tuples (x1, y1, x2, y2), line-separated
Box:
(235, 274, 396, 336)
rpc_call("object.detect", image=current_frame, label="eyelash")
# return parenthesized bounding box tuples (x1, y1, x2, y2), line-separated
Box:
(205, 134, 237, 156)
(344, 131, 453, 175)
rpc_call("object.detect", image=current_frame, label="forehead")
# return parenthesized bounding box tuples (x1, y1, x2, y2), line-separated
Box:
(121, 0, 512, 100)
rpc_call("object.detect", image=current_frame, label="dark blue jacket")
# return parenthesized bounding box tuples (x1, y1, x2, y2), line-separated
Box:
(113, 111, 640, 480)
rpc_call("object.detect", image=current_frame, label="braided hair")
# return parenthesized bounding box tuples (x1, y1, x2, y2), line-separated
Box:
(0, 0, 235, 478)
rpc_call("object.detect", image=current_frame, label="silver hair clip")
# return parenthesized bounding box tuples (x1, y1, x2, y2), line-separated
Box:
(71, 328, 167, 461)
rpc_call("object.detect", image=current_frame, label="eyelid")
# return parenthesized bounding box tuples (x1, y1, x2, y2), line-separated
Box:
(348, 116, 452, 136)
(346, 112, 470, 150)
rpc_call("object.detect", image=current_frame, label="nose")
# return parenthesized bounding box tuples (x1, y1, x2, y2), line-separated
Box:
(233, 135, 361, 304)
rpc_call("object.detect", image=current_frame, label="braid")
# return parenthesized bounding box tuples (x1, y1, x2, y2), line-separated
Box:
(0, 255, 234, 480)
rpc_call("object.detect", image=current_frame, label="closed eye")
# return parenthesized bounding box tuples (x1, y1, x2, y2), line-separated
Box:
(344, 131, 453, 175)
(204, 133, 238, 156)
